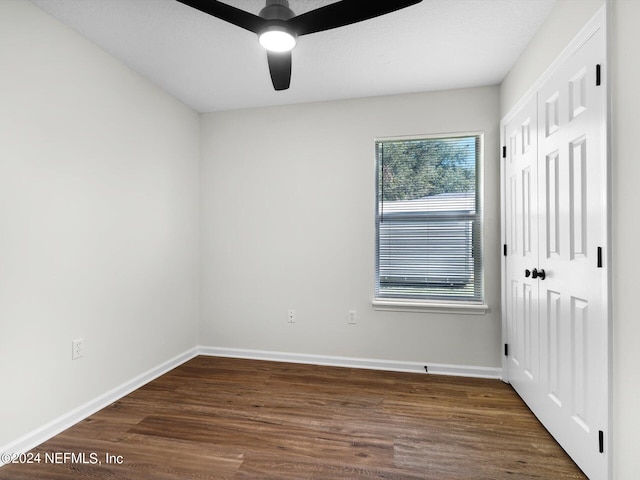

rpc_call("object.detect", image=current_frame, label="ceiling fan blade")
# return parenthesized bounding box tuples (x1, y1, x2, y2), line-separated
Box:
(289, 0, 422, 36)
(177, 0, 265, 33)
(267, 51, 292, 91)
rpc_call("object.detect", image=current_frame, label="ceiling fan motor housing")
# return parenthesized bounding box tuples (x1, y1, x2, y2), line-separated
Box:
(259, 0, 294, 21)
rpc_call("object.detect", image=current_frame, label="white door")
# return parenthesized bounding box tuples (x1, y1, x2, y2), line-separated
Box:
(503, 27, 608, 480)
(504, 94, 541, 405)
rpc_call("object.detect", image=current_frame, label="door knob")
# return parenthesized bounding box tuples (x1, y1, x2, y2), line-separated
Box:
(525, 269, 531, 277)
(531, 268, 546, 280)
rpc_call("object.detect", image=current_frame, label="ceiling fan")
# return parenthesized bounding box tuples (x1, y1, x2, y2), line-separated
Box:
(177, 0, 423, 91)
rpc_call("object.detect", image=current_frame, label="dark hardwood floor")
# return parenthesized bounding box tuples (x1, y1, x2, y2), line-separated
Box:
(1, 356, 586, 479)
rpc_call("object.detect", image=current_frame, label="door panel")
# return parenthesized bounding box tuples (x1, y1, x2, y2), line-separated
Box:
(504, 95, 540, 402)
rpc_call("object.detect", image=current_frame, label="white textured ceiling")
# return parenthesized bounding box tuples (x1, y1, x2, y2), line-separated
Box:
(30, 0, 557, 112)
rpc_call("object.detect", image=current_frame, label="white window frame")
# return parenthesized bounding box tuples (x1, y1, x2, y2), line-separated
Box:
(372, 132, 489, 314)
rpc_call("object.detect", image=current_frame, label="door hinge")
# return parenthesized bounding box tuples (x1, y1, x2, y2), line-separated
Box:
(596, 64, 602, 86)
(503, 244, 507, 257)
(599, 430, 604, 453)
(502, 146, 507, 158)
(597, 247, 603, 268)
(504, 344, 509, 357)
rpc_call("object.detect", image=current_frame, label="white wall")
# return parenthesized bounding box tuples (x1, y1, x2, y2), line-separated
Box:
(200, 86, 501, 369)
(501, 0, 640, 477)
(610, 1, 640, 478)
(0, 0, 200, 447)
(500, 0, 604, 116)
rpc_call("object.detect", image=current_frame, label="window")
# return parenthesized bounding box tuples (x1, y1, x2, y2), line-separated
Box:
(374, 134, 485, 311)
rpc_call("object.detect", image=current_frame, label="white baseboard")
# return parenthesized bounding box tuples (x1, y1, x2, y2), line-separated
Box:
(1, 345, 502, 467)
(0, 347, 198, 467)
(199, 346, 503, 379)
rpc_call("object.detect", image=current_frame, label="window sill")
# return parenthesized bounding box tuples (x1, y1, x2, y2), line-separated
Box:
(372, 299, 489, 315)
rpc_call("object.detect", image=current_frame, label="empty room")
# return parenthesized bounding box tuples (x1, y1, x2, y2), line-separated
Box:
(0, 0, 638, 479)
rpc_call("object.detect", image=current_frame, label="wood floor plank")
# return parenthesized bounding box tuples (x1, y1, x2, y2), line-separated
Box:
(0, 356, 587, 479)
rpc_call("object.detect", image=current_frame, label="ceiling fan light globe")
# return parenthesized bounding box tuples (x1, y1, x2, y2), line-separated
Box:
(258, 28, 297, 52)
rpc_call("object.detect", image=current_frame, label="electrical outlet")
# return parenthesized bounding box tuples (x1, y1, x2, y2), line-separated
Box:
(72, 338, 84, 360)
(348, 310, 357, 324)
(287, 309, 296, 323)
